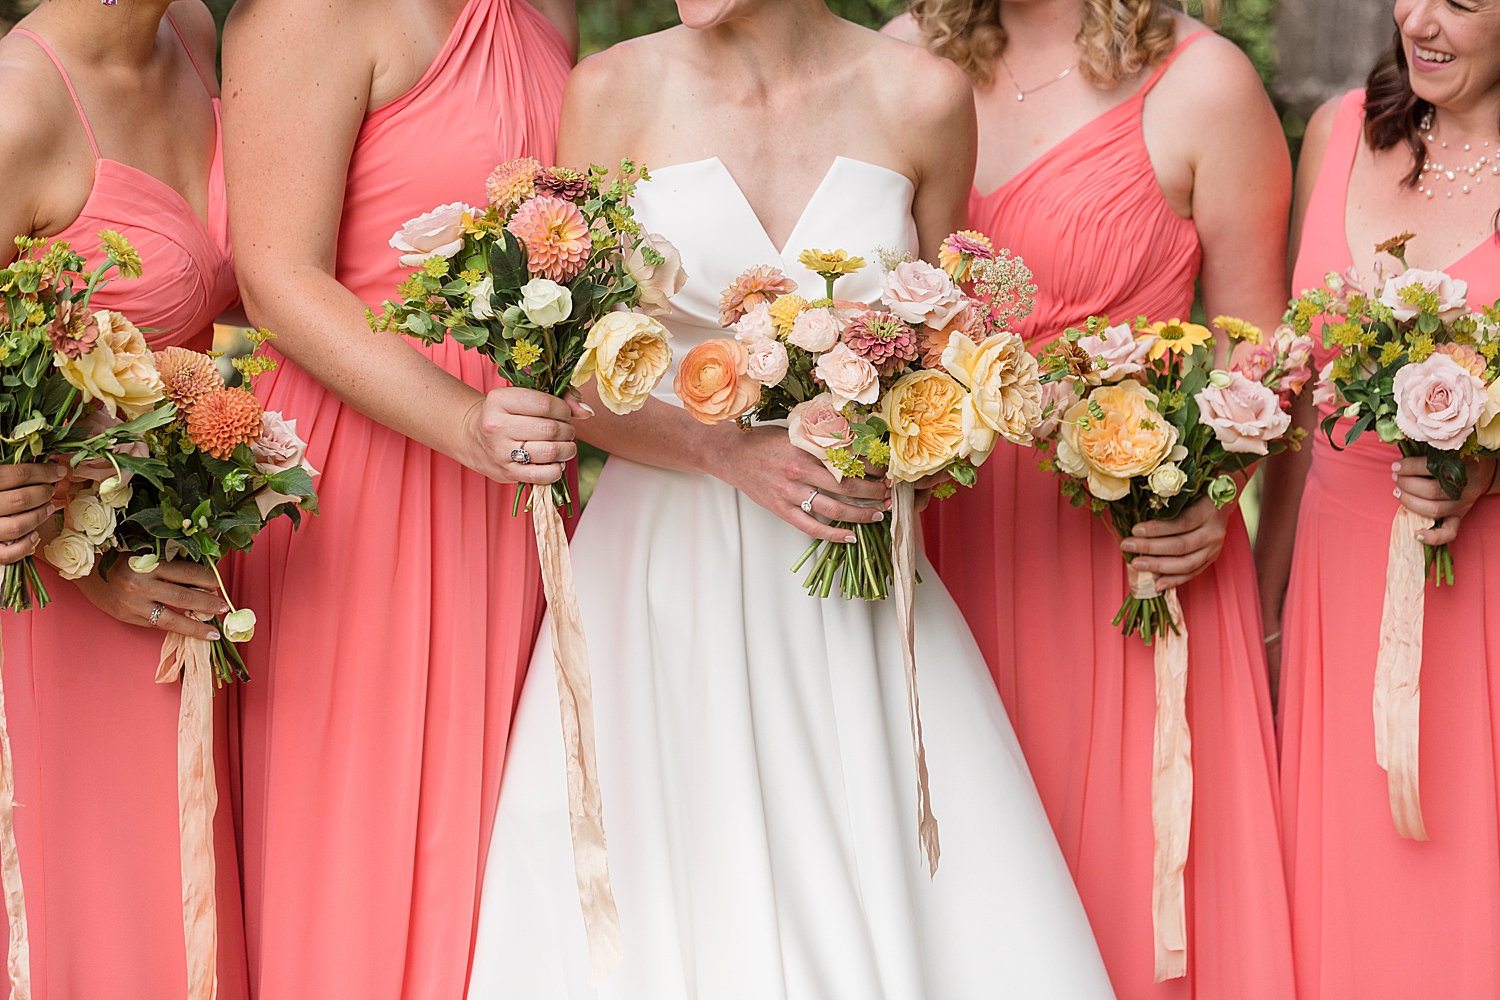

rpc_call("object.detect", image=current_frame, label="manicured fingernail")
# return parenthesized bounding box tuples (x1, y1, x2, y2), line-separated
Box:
(577, 402, 595, 417)
(872, 511, 884, 522)
(1121, 542, 1137, 553)
(1392, 473, 1398, 482)
(1394, 488, 1401, 498)
(207, 631, 221, 641)
(219, 605, 231, 615)
(1416, 533, 1426, 542)
(845, 534, 857, 544)
(1392, 462, 1401, 472)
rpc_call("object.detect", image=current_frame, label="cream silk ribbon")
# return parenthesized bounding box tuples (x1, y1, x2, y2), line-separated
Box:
(531, 498, 622, 986)
(892, 481, 940, 876)
(0, 620, 31, 1000)
(1128, 566, 1191, 983)
(1374, 505, 1430, 841)
(155, 631, 219, 1000)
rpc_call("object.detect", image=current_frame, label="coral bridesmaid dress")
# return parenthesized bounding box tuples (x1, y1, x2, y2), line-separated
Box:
(227, 2, 571, 998)
(0, 22, 247, 1000)
(1280, 89, 1500, 1000)
(922, 32, 1296, 1000)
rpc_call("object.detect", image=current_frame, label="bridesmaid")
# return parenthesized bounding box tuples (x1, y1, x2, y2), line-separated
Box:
(1257, 1, 1500, 996)
(888, 1, 1297, 997)
(221, 0, 583, 995)
(0, 1, 248, 996)
(0, 466, 63, 566)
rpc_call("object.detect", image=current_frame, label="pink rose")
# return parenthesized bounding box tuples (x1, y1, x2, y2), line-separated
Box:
(1392, 353, 1487, 450)
(1234, 343, 1276, 382)
(734, 302, 776, 343)
(1381, 268, 1469, 322)
(1076, 323, 1154, 382)
(1194, 371, 1292, 455)
(879, 260, 965, 330)
(787, 307, 845, 352)
(1034, 378, 1079, 440)
(1312, 361, 1341, 409)
(814, 343, 879, 405)
(389, 202, 474, 267)
(744, 337, 789, 387)
(250, 411, 320, 518)
(787, 392, 857, 480)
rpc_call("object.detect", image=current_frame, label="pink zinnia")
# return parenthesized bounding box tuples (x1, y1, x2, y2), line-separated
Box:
(507, 196, 592, 283)
(939, 230, 996, 281)
(842, 310, 919, 376)
(719, 265, 799, 328)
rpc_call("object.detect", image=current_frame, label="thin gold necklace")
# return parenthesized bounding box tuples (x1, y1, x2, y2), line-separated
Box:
(998, 54, 1074, 102)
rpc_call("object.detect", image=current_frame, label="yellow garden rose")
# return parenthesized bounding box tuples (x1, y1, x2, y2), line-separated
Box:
(571, 311, 673, 415)
(1477, 378, 1500, 451)
(1056, 380, 1179, 501)
(880, 369, 969, 482)
(942, 330, 1043, 449)
(55, 310, 164, 419)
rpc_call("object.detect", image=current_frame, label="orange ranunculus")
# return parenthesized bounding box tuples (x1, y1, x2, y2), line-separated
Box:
(675, 338, 761, 424)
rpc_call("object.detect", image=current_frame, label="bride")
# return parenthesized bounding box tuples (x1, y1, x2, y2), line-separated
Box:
(467, 0, 1116, 996)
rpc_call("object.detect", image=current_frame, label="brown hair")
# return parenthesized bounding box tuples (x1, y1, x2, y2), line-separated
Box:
(909, 0, 1220, 89)
(1364, 29, 1432, 188)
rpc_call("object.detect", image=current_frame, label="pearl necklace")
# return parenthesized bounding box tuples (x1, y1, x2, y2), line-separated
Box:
(1417, 109, 1498, 199)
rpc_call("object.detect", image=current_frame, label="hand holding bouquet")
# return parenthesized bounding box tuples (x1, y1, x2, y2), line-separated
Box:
(1290, 233, 1500, 842)
(1033, 311, 1309, 982)
(680, 233, 1045, 601)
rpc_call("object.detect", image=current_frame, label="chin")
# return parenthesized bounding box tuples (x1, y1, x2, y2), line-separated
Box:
(675, 0, 746, 29)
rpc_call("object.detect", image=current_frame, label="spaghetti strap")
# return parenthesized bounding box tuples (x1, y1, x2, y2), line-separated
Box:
(10, 28, 101, 160)
(164, 12, 213, 95)
(1140, 29, 1214, 97)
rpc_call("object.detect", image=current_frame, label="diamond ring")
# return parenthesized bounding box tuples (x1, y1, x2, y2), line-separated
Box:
(510, 447, 532, 465)
(148, 603, 165, 627)
(801, 489, 819, 514)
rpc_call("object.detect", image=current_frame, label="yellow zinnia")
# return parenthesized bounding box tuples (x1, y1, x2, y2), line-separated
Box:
(797, 248, 865, 279)
(1211, 315, 1263, 345)
(1146, 318, 1212, 359)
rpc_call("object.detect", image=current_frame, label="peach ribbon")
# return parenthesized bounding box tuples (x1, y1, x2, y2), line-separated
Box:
(532, 498, 622, 986)
(0, 621, 31, 1000)
(1374, 505, 1430, 841)
(155, 632, 218, 1000)
(1129, 567, 1191, 983)
(892, 481, 940, 876)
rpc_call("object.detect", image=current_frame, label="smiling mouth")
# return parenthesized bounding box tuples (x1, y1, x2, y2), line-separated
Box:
(1413, 45, 1456, 64)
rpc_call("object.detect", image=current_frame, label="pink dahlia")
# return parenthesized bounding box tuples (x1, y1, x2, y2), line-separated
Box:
(48, 300, 99, 360)
(843, 310, 920, 376)
(507, 195, 592, 283)
(534, 166, 591, 202)
(485, 157, 541, 212)
(719, 265, 799, 327)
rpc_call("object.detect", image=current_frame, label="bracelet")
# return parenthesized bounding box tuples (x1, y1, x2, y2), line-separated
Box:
(1263, 630, 1282, 646)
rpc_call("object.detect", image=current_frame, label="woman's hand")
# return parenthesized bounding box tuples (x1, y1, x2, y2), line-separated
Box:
(0, 464, 65, 566)
(73, 560, 229, 641)
(712, 425, 890, 544)
(458, 387, 589, 486)
(1119, 496, 1232, 591)
(1392, 455, 1497, 546)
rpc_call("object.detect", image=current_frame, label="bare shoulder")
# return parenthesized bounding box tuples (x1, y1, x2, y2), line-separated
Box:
(859, 25, 970, 123)
(167, 1, 220, 90)
(1158, 21, 1271, 118)
(559, 30, 676, 158)
(880, 11, 923, 45)
(0, 37, 75, 171)
(225, 0, 375, 53)
(1298, 94, 1345, 181)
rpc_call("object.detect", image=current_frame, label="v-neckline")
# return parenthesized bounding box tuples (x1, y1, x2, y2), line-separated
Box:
(652, 156, 914, 258)
(88, 97, 220, 235)
(972, 94, 1143, 203)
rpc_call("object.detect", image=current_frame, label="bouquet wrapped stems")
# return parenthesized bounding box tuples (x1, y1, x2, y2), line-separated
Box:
(1, 556, 51, 614)
(792, 518, 894, 601)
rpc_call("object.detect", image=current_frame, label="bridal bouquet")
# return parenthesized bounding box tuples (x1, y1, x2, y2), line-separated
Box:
(679, 232, 1044, 601)
(372, 157, 681, 513)
(1033, 311, 1309, 982)
(1290, 232, 1500, 843)
(0, 231, 176, 613)
(372, 158, 688, 984)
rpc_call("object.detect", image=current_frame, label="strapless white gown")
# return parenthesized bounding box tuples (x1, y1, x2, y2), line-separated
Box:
(467, 157, 1115, 1000)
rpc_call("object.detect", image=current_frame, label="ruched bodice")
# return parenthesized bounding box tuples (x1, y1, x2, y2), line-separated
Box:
(14, 24, 237, 352)
(630, 156, 917, 406)
(969, 33, 1207, 347)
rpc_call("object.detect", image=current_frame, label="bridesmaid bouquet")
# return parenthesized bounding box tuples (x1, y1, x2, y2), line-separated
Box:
(680, 232, 1044, 601)
(0, 231, 174, 613)
(1033, 310, 1308, 982)
(372, 156, 682, 513)
(1290, 232, 1500, 843)
(373, 158, 688, 984)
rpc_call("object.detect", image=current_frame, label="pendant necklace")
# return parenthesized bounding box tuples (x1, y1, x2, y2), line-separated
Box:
(999, 54, 1074, 102)
(1417, 107, 1497, 199)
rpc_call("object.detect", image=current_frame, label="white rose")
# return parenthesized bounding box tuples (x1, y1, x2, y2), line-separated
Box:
(734, 302, 776, 344)
(468, 276, 496, 321)
(1148, 463, 1188, 497)
(43, 531, 95, 581)
(65, 493, 116, 546)
(624, 232, 688, 316)
(744, 337, 789, 387)
(787, 308, 845, 352)
(1380, 268, 1469, 322)
(388, 202, 474, 267)
(520, 278, 573, 328)
(223, 608, 257, 643)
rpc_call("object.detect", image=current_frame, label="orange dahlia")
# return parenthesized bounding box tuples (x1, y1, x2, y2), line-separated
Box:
(507, 195, 592, 283)
(718, 265, 798, 327)
(187, 388, 264, 459)
(485, 157, 541, 212)
(154, 347, 224, 413)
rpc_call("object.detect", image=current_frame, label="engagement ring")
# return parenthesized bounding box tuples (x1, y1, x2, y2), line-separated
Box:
(801, 489, 819, 514)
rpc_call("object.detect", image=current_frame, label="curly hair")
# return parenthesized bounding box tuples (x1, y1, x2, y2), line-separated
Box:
(910, 0, 1219, 89)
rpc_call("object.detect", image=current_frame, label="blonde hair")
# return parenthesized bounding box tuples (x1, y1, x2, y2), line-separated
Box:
(910, 0, 1220, 89)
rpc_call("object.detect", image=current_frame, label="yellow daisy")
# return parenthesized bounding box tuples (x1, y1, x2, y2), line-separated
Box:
(1146, 318, 1213, 359)
(1211, 315, 1263, 345)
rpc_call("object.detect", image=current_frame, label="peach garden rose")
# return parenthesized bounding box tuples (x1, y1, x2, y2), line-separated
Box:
(572, 311, 674, 415)
(55, 310, 165, 420)
(880, 369, 969, 481)
(1056, 380, 1179, 501)
(941, 330, 1043, 449)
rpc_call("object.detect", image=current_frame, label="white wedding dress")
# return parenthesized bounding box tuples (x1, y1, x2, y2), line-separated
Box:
(467, 157, 1115, 1000)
